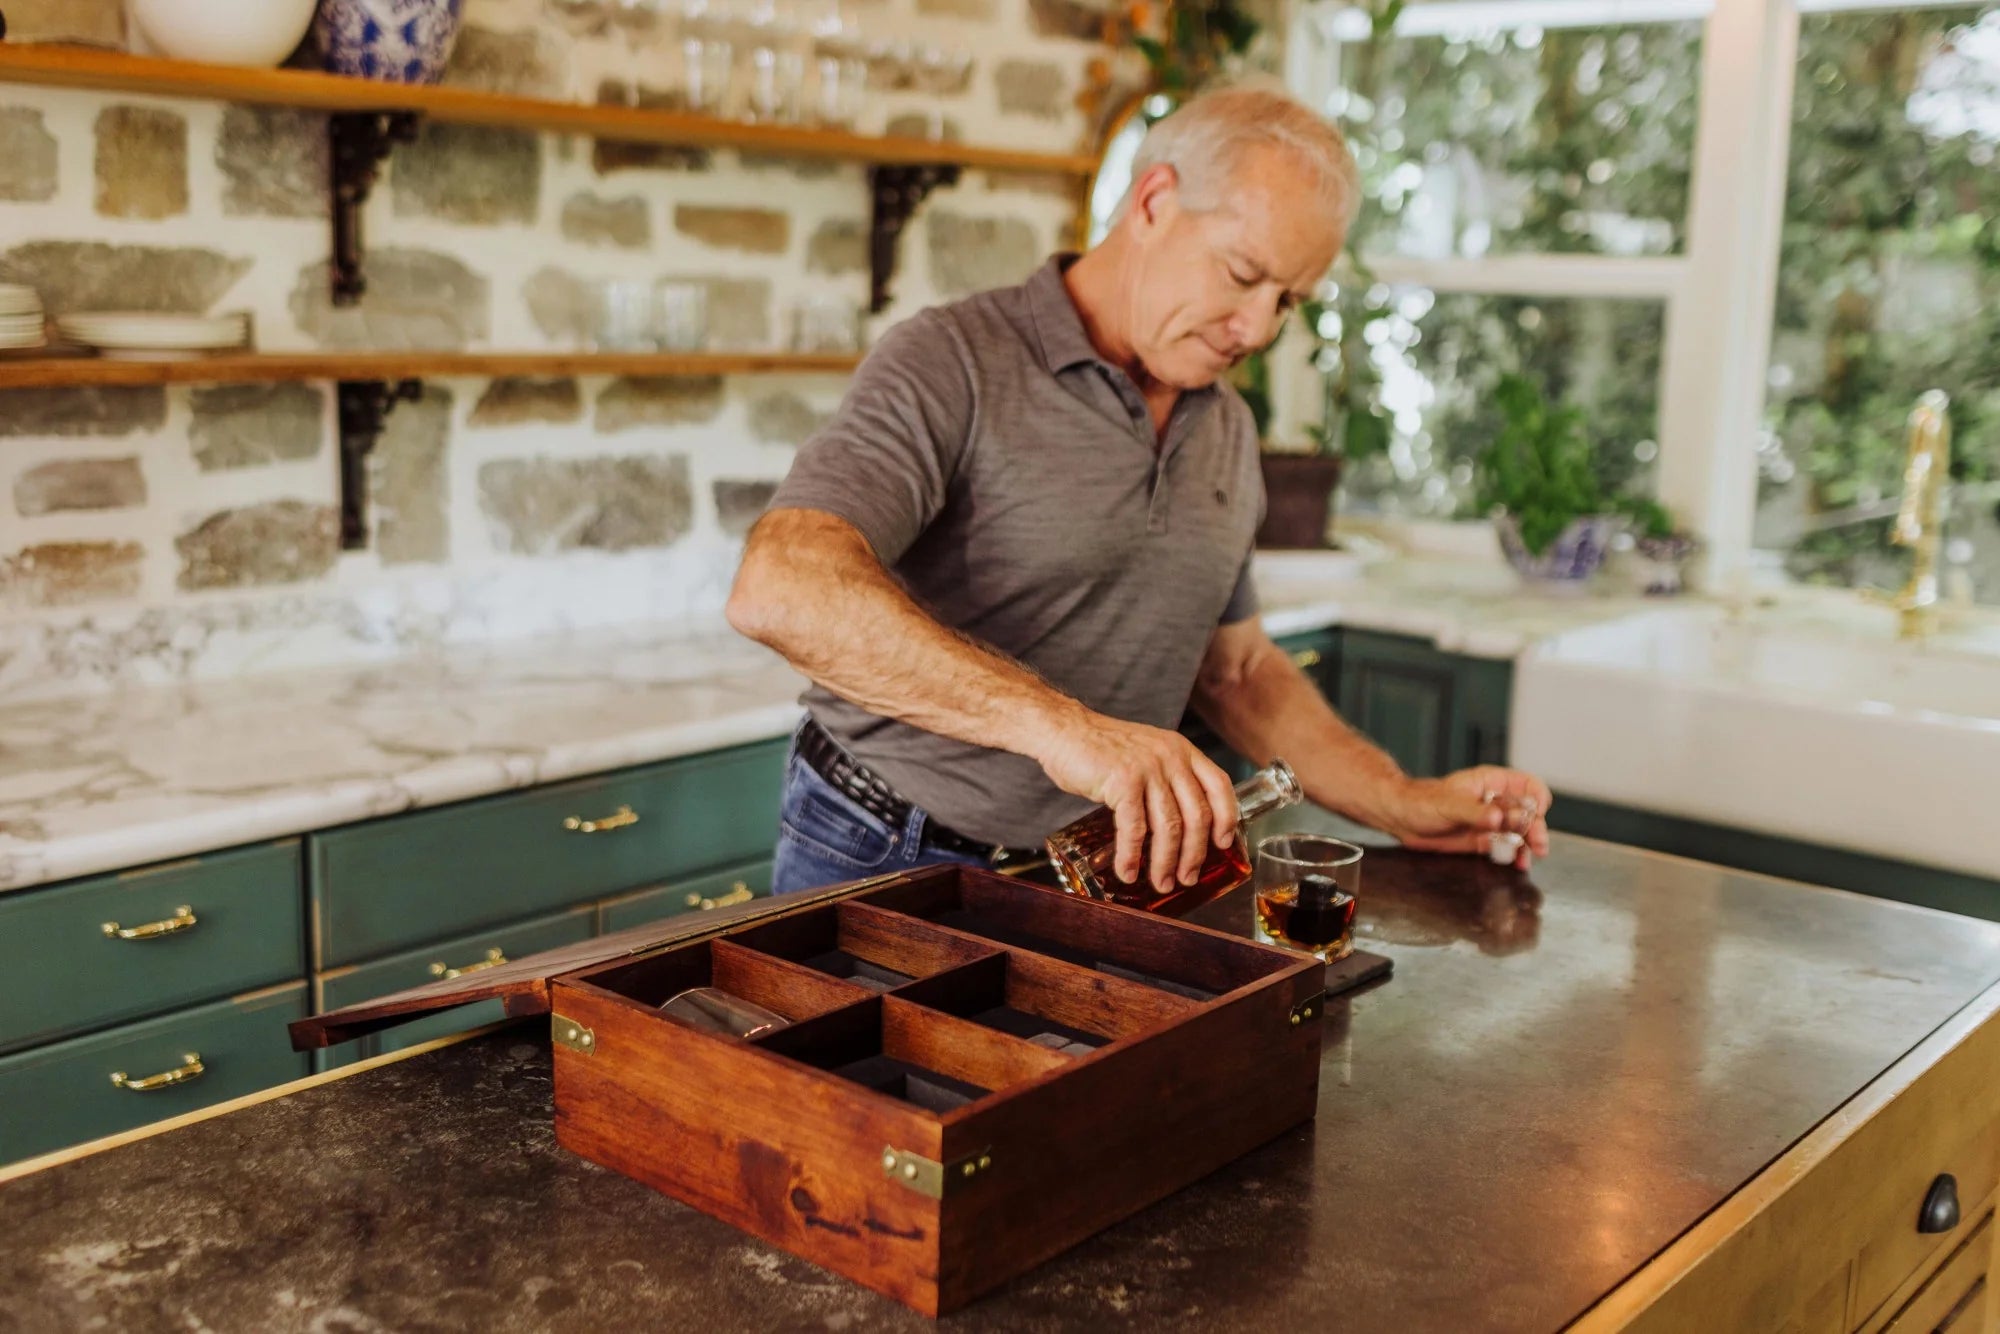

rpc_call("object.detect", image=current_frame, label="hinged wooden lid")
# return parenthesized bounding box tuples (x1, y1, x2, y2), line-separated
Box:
(288, 871, 920, 1051)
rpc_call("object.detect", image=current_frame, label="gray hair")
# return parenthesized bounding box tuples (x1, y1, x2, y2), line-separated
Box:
(1116, 83, 1360, 233)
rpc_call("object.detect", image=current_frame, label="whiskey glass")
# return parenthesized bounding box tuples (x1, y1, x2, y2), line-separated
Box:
(1252, 834, 1363, 962)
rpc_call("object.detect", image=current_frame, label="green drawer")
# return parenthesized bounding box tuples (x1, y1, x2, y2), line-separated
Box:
(0, 841, 304, 1055)
(0, 982, 309, 1167)
(598, 858, 774, 933)
(314, 905, 596, 1071)
(311, 739, 787, 966)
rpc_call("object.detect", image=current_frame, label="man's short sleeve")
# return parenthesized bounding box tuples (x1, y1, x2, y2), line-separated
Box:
(769, 309, 975, 565)
(1219, 547, 1260, 624)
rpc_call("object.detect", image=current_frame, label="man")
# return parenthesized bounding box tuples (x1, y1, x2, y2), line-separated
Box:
(729, 84, 1553, 897)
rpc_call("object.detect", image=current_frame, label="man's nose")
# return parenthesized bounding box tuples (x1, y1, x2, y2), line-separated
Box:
(1230, 295, 1286, 352)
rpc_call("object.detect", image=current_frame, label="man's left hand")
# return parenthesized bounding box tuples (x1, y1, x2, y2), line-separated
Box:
(1384, 766, 1553, 867)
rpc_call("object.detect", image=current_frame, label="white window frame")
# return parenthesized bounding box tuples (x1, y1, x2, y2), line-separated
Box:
(1285, 0, 1977, 591)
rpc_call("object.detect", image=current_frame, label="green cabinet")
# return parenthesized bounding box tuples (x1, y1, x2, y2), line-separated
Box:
(314, 906, 597, 1070)
(0, 841, 303, 1056)
(311, 739, 788, 967)
(599, 858, 774, 933)
(0, 983, 309, 1166)
(1336, 630, 1513, 777)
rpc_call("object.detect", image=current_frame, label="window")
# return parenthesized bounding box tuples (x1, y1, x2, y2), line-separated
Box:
(1286, 7, 1697, 520)
(1287, 0, 2000, 607)
(1757, 5, 2000, 603)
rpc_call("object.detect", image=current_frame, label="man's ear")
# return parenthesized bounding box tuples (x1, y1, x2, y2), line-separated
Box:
(1127, 162, 1179, 232)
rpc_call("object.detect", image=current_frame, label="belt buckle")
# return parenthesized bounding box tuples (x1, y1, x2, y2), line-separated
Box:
(988, 845, 1043, 872)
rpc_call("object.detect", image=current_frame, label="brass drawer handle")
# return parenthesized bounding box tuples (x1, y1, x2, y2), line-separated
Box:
(110, 1052, 205, 1092)
(101, 905, 198, 940)
(696, 883, 755, 911)
(430, 947, 507, 980)
(563, 805, 639, 834)
(1290, 648, 1322, 670)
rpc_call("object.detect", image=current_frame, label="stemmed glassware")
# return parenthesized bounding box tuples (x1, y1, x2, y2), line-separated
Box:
(677, 0, 735, 115)
(550, 0, 609, 104)
(607, 0, 667, 106)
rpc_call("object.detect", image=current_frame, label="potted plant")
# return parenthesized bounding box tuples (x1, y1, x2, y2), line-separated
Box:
(1226, 349, 1345, 549)
(1474, 373, 1635, 588)
(1621, 496, 1702, 595)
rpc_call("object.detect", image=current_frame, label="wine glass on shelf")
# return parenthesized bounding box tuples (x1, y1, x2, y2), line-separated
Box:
(914, 44, 972, 139)
(741, 0, 807, 123)
(806, 0, 864, 127)
(608, 0, 666, 107)
(550, 0, 610, 104)
(678, 0, 736, 116)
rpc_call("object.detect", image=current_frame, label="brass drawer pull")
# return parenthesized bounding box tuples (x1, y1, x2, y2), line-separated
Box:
(101, 905, 198, 940)
(1290, 648, 1322, 670)
(693, 883, 755, 911)
(430, 947, 507, 980)
(110, 1052, 205, 1092)
(563, 805, 639, 834)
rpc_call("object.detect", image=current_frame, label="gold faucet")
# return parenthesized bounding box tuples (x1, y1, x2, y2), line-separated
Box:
(1883, 390, 1952, 641)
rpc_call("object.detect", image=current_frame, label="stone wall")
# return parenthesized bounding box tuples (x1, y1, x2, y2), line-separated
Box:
(0, 0, 1094, 692)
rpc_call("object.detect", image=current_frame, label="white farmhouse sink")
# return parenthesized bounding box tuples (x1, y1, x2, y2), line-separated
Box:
(1512, 602, 2000, 881)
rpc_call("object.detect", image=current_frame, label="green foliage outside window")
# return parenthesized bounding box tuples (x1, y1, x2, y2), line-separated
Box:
(1765, 7, 2000, 598)
(1323, 20, 1698, 513)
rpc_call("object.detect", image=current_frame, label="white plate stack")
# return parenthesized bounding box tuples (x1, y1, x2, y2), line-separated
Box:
(55, 311, 251, 361)
(0, 285, 47, 352)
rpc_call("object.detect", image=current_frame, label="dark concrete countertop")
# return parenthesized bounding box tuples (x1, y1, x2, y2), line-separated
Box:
(6, 825, 2000, 1333)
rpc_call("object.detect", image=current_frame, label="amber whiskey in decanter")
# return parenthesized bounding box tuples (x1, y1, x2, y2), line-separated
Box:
(1043, 760, 1302, 917)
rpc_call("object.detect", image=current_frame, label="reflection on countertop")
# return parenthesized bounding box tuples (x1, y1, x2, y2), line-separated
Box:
(1352, 846, 1545, 956)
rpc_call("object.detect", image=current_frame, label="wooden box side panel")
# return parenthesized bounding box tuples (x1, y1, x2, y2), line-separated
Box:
(933, 960, 1324, 1312)
(548, 983, 951, 1316)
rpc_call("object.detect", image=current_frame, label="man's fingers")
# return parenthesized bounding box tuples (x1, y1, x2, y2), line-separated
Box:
(1195, 756, 1239, 849)
(1168, 766, 1213, 886)
(1145, 775, 1183, 894)
(1112, 789, 1147, 886)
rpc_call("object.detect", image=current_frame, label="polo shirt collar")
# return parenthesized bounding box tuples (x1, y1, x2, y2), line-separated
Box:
(1025, 255, 1221, 409)
(1026, 254, 1101, 374)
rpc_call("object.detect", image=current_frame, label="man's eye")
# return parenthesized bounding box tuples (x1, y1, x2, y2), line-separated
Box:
(1229, 268, 1256, 288)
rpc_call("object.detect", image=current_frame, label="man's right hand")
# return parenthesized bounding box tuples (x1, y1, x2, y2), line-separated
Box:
(1036, 711, 1241, 895)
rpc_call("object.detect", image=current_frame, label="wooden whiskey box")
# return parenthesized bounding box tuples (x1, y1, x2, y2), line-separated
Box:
(293, 865, 1326, 1315)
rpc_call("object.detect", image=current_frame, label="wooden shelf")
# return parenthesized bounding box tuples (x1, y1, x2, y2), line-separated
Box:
(0, 350, 863, 390)
(0, 43, 1098, 177)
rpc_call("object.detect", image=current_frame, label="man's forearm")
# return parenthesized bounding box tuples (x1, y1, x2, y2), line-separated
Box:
(728, 510, 1083, 762)
(1191, 638, 1411, 832)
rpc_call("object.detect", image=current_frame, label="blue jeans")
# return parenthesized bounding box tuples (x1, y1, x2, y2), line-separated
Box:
(770, 743, 986, 895)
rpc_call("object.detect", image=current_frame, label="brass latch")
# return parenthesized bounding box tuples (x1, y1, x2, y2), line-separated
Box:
(1290, 993, 1326, 1027)
(881, 1145, 994, 1199)
(552, 1014, 597, 1055)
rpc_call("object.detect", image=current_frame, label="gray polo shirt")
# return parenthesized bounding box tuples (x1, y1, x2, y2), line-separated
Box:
(770, 254, 1263, 848)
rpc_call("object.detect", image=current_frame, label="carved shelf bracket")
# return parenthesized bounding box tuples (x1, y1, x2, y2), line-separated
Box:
(330, 111, 421, 308)
(337, 378, 423, 551)
(868, 163, 961, 315)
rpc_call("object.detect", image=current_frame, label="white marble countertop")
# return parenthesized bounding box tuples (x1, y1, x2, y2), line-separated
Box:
(0, 556, 1654, 895)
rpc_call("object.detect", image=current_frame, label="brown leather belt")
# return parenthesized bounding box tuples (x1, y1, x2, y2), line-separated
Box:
(794, 719, 1041, 865)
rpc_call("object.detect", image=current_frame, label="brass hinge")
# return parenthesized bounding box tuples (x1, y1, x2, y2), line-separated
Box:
(552, 1014, 597, 1055)
(881, 1145, 994, 1199)
(1290, 993, 1326, 1027)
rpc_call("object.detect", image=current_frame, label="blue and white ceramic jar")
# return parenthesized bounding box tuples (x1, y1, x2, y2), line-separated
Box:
(315, 0, 465, 84)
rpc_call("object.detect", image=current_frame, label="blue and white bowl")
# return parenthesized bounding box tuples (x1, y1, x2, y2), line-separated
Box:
(315, 0, 465, 84)
(1493, 514, 1621, 590)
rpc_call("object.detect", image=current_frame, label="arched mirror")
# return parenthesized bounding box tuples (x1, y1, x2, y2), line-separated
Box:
(1082, 93, 1178, 249)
